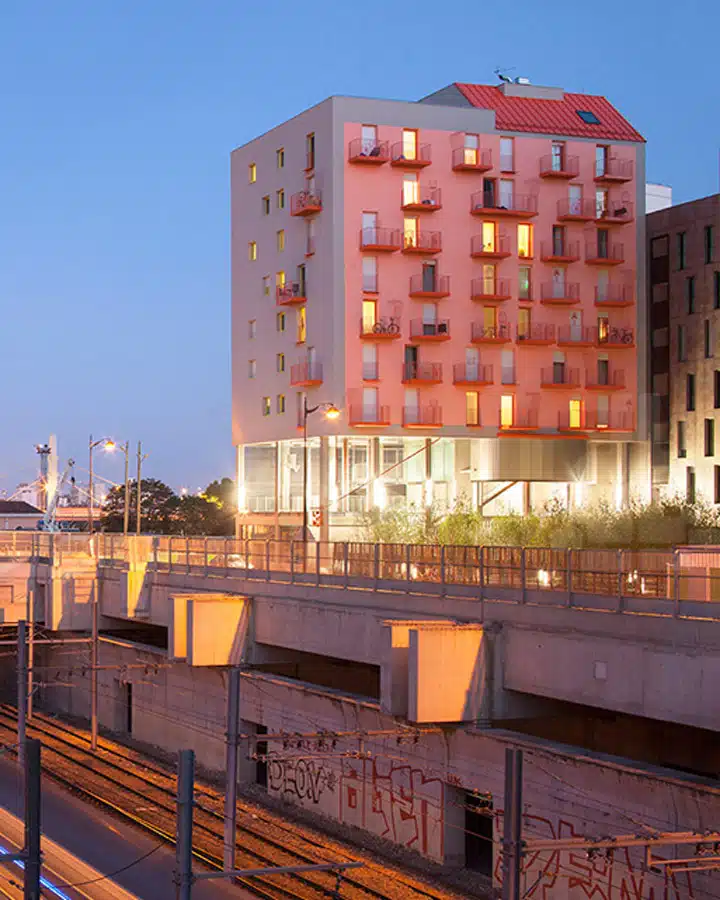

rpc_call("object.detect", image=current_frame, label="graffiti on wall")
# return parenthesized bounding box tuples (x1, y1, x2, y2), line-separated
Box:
(494, 814, 697, 900)
(268, 758, 337, 804)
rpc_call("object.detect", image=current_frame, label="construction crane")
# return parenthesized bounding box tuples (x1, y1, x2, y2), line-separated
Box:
(39, 459, 75, 532)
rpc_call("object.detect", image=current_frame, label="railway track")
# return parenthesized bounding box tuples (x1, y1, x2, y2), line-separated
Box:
(0, 707, 466, 900)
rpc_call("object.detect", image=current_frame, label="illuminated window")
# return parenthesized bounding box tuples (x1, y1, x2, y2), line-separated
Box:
(403, 216, 418, 249)
(262, 195, 270, 215)
(248, 359, 256, 378)
(483, 305, 497, 330)
(248, 163, 257, 183)
(518, 266, 531, 300)
(518, 307, 531, 339)
(403, 174, 419, 206)
(517, 224, 533, 259)
(597, 313, 609, 343)
(362, 299, 377, 332)
(277, 230, 285, 252)
(464, 134, 479, 166)
(482, 221, 496, 253)
(277, 189, 285, 209)
(569, 399, 583, 430)
(262, 397, 271, 416)
(466, 392, 480, 426)
(248, 241, 257, 261)
(277, 394, 286, 414)
(276, 270, 285, 288)
(277, 353, 285, 372)
(276, 312, 286, 332)
(500, 395, 514, 428)
(297, 306, 307, 343)
(276, 148, 285, 169)
(262, 275, 270, 296)
(248, 319, 256, 339)
(402, 129, 417, 161)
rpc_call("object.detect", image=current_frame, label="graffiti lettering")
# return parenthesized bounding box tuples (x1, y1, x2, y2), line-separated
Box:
(268, 758, 337, 804)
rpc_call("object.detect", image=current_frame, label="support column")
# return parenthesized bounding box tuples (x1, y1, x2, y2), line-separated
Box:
(523, 481, 531, 516)
(424, 438, 433, 507)
(319, 436, 330, 543)
(616, 442, 629, 509)
(273, 441, 281, 539)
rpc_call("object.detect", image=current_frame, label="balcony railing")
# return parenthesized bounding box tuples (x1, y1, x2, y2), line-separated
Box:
(453, 363, 493, 385)
(500, 408, 539, 430)
(585, 242, 624, 265)
(359, 316, 401, 339)
(595, 284, 633, 307)
(359, 227, 402, 251)
(586, 409, 634, 431)
(402, 362, 443, 384)
(401, 185, 442, 211)
(391, 142, 432, 167)
(595, 325, 635, 347)
(557, 198, 596, 221)
(471, 277, 511, 301)
(452, 146, 492, 172)
(557, 325, 594, 346)
(595, 157, 634, 183)
(540, 281, 580, 304)
(539, 153, 579, 179)
(470, 232, 511, 258)
(409, 273, 450, 297)
(471, 322, 512, 343)
(349, 404, 390, 426)
(540, 240, 580, 262)
(517, 323, 556, 344)
(290, 190, 322, 217)
(403, 404, 443, 427)
(596, 201, 634, 225)
(586, 368, 626, 390)
(276, 282, 307, 305)
(348, 138, 390, 164)
(290, 362, 323, 386)
(402, 230, 442, 253)
(541, 366, 580, 388)
(471, 192, 538, 217)
(409, 319, 450, 340)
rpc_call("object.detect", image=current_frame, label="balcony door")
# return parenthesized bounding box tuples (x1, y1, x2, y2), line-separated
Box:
(568, 399, 583, 430)
(483, 264, 496, 295)
(404, 345, 419, 380)
(595, 145, 609, 178)
(551, 141, 565, 172)
(501, 350, 515, 385)
(500, 394, 514, 428)
(362, 211, 377, 244)
(404, 216, 418, 250)
(422, 303, 437, 336)
(597, 354, 609, 386)
(553, 351, 566, 384)
(362, 343, 377, 381)
(552, 267, 566, 299)
(597, 228, 609, 259)
(596, 394, 610, 428)
(518, 307, 531, 340)
(499, 179, 513, 209)
(597, 269, 610, 303)
(483, 178, 496, 208)
(362, 387, 379, 421)
(552, 225, 565, 257)
(403, 173, 419, 206)
(569, 310, 583, 342)
(464, 133, 479, 166)
(422, 261, 436, 293)
(483, 305, 497, 331)
(362, 299, 377, 333)
(568, 184, 582, 216)
(482, 221, 496, 253)
(466, 347, 480, 380)
(362, 125, 378, 155)
(405, 387, 419, 423)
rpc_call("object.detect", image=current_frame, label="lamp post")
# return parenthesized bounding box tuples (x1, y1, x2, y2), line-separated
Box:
(88, 435, 114, 535)
(301, 398, 339, 544)
(104, 441, 131, 534)
(136, 441, 149, 535)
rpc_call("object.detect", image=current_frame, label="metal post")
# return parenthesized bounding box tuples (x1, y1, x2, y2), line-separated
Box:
(123, 441, 130, 536)
(617, 548, 624, 609)
(223, 669, 240, 872)
(566, 548, 574, 608)
(26, 619, 33, 722)
(88, 435, 94, 535)
(302, 397, 309, 548)
(265, 541, 271, 582)
(17, 621, 27, 766)
(502, 747, 523, 900)
(23, 737, 41, 900)
(90, 580, 98, 752)
(176, 750, 195, 900)
(440, 544, 446, 596)
(519, 548, 526, 603)
(136, 441, 143, 536)
(673, 548, 681, 615)
(315, 539, 321, 586)
(343, 541, 349, 588)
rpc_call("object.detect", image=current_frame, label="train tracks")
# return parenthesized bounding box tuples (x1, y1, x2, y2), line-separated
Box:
(0, 707, 466, 900)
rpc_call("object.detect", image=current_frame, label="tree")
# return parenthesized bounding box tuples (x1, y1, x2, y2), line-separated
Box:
(175, 494, 234, 536)
(101, 478, 179, 534)
(203, 477, 236, 513)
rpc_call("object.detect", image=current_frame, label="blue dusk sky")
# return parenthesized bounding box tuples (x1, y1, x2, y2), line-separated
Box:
(0, 0, 717, 495)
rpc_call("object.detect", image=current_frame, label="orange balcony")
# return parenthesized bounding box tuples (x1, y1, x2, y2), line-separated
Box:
(471, 277, 511, 302)
(277, 282, 306, 305)
(290, 190, 322, 217)
(348, 138, 390, 164)
(596, 201, 634, 225)
(402, 362, 443, 385)
(359, 227, 402, 252)
(540, 240, 580, 263)
(595, 325, 635, 348)
(391, 142, 431, 168)
(540, 282, 580, 306)
(452, 146, 492, 173)
(539, 153, 579, 179)
(595, 158, 634, 184)
(401, 185, 442, 212)
(595, 285, 633, 308)
(586, 368, 626, 391)
(586, 409, 634, 432)
(402, 230, 442, 254)
(557, 325, 594, 347)
(516, 323, 556, 345)
(471, 192, 538, 218)
(453, 363, 493, 385)
(557, 198, 596, 222)
(349, 404, 391, 427)
(471, 322, 512, 344)
(290, 362, 323, 387)
(359, 315, 401, 340)
(585, 241, 624, 266)
(541, 366, 580, 389)
(409, 318, 450, 341)
(499, 407, 539, 432)
(470, 233, 511, 259)
(403, 404, 443, 427)
(409, 273, 450, 298)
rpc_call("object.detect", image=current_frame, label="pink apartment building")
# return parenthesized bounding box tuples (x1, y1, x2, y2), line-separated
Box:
(231, 80, 649, 539)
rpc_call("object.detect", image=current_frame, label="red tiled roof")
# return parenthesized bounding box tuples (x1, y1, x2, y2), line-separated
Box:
(454, 84, 644, 143)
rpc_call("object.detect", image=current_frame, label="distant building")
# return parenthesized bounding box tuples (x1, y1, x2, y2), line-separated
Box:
(12, 483, 40, 508)
(646, 183, 672, 214)
(0, 501, 42, 530)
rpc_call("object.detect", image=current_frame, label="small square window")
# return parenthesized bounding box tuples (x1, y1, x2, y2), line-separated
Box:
(277, 312, 286, 332)
(248, 359, 256, 379)
(576, 110, 601, 125)
(248, 241, 257, 261)
(248, 319, 256, 339)
(276, 189, 285, 209)
(277, 353, 285, 373)
(262, 195, 270, 215)
(277, 230, 285, 252)
(262, 397, 271, 416)
(276, 148, 285, 169)
(277, 394, 286, 414)
(248, 163, 257, 184)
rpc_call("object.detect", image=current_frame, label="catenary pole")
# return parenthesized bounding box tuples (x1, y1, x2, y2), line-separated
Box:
(223, 668, 240, 871)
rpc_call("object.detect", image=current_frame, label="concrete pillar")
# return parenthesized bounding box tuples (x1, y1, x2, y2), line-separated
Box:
(273, 441, 281, 539)
(616, 442, 629, 508)
(522, 482, 531, 515)
(319, 437, 330, 543)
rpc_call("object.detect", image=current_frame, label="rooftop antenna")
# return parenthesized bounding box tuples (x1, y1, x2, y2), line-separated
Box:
(494, 66, 515, 84)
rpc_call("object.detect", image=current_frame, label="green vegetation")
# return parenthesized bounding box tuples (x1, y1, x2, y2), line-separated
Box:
(359, 497, 720, 549)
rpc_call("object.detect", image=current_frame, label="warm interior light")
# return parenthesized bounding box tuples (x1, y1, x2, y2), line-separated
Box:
(324, 405, 340, 420)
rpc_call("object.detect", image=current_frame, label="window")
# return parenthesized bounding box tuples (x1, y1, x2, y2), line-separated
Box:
(706, 419, 715, 457)
(276, 271, 285, 290)
(499, 137, 514, 172)
(276, 189, 285, 209)
(263, 275, 270, 296)
(362, 344, 378, 381)
(248, 241, 257, 261)
(716, 371, 720, 409)
(297, 263, 306, 296)
(481, 221, 496, 253)
(402, 129, 417, 161)
(500, 395, 514, 428)
(277, 394, 286, 414)
(277, 230, 285, 252)
(551, 141, 565, 172)
(403, 216, 418, 249)
(248, 319, 257, 340)
(597, 312, 609, 343)
(715, 272, 720, 309)
(402, 173, 419, 206)
(466, 392, 480, 426)
(248, 163, 257, 183)
(595, 145, 608, 177)
(482, 263, 497, 294)
(276, 312, 286, 332)
(517, 224, 533, 259)
(687, 373, 696, 411)
(306, 219, 316, 256)
(595, 188, 608, 219)
(501, 350, 515, 385)
(277, 353, 285, 373)
(499, 179, 513, 208)
(569, 399, 583, 430)
(577, 110, 601, 125)
(297, 306, 307, 343)
(306, 133, 315, 170)
(362, 299, 377, 332)
(276, 148, 285, 169)
(687, 276, 696, 314)
(262, 397, 271, 416)
(362, 257, 378, 293)
(262, 195, 270, 215)
(518, 307, 531, 340)
(678, 421, 687, 458)
(360, 124, 378, 154)
(686, 467, 696, 503)
(705, 226, 714, 264)
(463, 133, 479, 166)
(678, 325, 686, 362)
(716, 467, 720, 504)
(552, 225, 565, 257)
(677, 232, 686, 270)
(706, 320, 713, 358)
(248, 359, 256, 378)
(518, 266, 531, 301)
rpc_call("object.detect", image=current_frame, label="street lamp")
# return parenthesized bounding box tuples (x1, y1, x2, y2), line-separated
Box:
(88, 435, 114, 535)
(104, 440, 131, 535)
(136, 441, 149, 535)
(302, 398, 340, 543)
